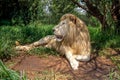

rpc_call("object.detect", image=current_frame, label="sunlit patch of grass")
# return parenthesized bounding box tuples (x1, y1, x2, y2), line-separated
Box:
(108, 69, 120, 80)
(111, 56, 120, 70)
(98, 48, 120, 71)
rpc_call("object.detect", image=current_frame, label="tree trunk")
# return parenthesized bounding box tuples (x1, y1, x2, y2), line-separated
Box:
(112, 0, 120, 34)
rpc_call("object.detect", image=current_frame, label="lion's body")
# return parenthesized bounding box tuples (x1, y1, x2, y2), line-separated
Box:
(16, 14, 91, 70)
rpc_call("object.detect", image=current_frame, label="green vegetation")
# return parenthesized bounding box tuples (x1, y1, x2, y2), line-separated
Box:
(89, 26, 120, 50)
(29, 47, 59, 57)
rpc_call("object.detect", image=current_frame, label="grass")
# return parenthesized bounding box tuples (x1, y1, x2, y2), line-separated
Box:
(108, 69, 120, 80)
(34, 69, 72, 80)
(29, 47, 59, 57)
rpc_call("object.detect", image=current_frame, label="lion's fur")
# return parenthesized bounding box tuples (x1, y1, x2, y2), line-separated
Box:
(16, 14, 91, 70)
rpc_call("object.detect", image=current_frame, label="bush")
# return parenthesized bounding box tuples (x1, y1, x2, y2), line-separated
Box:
(88, 26, 120, 50)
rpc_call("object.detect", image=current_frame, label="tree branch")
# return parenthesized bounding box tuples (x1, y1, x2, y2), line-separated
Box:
(70, 0, 102, 19)
(70, 0, 89, 11)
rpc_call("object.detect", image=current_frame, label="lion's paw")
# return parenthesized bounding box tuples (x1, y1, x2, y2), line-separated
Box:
(70, 59, 79, 70)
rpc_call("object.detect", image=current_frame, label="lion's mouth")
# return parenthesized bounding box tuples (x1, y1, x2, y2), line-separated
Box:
(55, 35, 63, 42)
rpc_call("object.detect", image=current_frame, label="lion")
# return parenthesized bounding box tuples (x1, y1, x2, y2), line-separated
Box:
(15, 14, 91, 70)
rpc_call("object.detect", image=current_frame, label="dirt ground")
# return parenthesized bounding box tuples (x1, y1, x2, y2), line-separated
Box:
(7, 50, 120, 80)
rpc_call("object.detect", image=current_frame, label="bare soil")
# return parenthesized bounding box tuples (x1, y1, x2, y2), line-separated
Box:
(7, 50, 119, 80)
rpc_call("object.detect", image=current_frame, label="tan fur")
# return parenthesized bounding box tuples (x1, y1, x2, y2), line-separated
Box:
(16, 14, 91, 70)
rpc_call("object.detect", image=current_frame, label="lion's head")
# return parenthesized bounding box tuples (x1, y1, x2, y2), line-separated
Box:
(53, 14, 91, 55)
(53, 19, 72, 42)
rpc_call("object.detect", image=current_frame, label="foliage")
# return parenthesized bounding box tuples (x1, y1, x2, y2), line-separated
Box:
(12, 0, 46, 25)
(0, 0, 120, 34)
(49, 0, 76, 24)
(0, 0, 77, 25)
(88, 26, 120, 50)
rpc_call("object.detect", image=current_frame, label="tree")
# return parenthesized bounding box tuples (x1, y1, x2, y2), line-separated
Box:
(71, 0, 120, 34)
(49, 0, 76, 24)
(112, 0, 120, 34)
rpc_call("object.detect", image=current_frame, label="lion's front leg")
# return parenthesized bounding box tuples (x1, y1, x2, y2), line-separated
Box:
(65, 51, 79, 70)
(15, 35, 55, 51)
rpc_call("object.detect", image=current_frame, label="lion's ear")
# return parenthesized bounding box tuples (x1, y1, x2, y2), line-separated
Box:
(69, 15, 80, 28)
(71, 17, 81, 28)
(60, 14, 81, 28)
(60, 15, 66, 21)
(70, 16, 76, 24)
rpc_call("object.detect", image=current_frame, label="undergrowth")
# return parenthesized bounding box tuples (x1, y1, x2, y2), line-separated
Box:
(88, 26, 120, 50)
(0, 24, 54, 60)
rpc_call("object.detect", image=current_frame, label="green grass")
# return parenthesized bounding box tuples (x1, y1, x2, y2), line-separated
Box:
(108, 69, 120, 80)
(29, 47, 59, 57)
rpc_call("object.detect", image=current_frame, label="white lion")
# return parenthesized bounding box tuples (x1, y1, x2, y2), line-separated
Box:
(16, 14, 91, 70)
